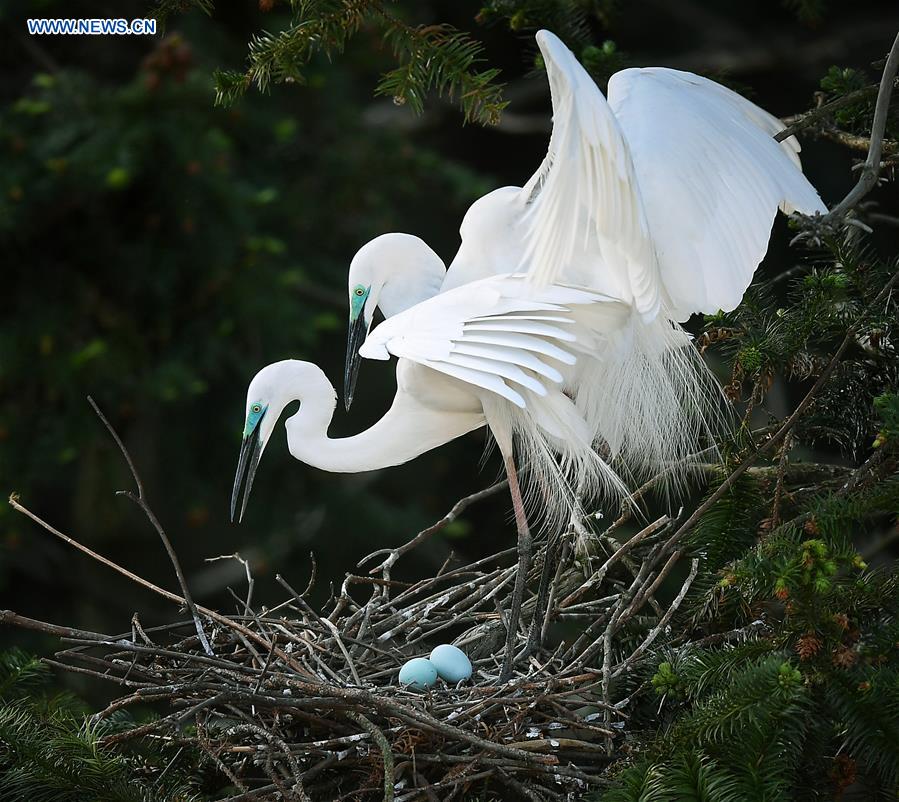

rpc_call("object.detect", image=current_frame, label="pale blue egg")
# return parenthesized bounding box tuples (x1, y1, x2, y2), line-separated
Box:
(398, 657, 437, 690)
(429, 644, 472, 683)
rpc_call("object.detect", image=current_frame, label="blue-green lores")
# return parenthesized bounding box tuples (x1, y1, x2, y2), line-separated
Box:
(243, 402, 267, 436)
(349, 284, 370, 322)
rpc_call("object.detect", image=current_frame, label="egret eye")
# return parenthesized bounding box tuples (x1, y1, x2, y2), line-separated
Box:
(251, 404, 261, 414)
(354, 287, 365, 297)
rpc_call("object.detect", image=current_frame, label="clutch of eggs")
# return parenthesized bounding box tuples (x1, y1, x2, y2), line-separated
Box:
(398, 644, 472, 690)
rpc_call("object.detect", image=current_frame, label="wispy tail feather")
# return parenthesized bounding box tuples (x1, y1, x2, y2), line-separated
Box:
(482, 384, 630, 535)
(578, 311, 730, 498)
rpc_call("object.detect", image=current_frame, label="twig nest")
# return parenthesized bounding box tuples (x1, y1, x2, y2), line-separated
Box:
(429, 644, 472, 683)
(398, 657, 438, 690)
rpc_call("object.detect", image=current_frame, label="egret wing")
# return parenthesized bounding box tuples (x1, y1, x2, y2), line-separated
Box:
(359, 275, 619, 408)
(607, 67, 827, 319)
(522, 30, 661, 319)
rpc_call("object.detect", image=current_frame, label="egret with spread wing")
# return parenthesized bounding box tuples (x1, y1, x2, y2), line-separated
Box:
(234, 275, 640, 680)
(234, 30, 827, 680)
(343, 30, 826, 397)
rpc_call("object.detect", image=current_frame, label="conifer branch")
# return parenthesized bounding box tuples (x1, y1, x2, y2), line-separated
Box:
(775, 82, 883, 142)
(212, 1, 507, 125)
(664, 267, 899, 559)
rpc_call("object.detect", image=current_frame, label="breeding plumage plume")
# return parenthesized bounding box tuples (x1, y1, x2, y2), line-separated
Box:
(235, 30, 827, 679)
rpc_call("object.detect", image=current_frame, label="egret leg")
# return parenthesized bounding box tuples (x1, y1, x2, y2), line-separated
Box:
(500, 451, 532, 683)
(523, 529, 561, 659)
(524, 479, 586, 658)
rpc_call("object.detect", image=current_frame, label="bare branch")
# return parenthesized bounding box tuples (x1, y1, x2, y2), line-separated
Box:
(88, 395, 213, 656)
(826, 31, 899, 218)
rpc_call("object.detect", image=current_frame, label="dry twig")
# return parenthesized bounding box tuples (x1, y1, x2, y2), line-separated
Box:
(88, 395, 213, 655)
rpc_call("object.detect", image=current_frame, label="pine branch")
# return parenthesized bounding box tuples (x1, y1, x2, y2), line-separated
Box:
(662, 268, 899, 563)
(376, 23, 507, 125)
(212, 2, 507, 126)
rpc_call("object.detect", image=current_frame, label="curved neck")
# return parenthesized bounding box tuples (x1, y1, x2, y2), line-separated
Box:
(280, 363, 483, 473)
(379, 270, 443, 317)
(374, 237, 446, 318)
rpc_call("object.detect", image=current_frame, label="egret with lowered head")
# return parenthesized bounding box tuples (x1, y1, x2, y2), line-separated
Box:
(233, 30, 826, 680)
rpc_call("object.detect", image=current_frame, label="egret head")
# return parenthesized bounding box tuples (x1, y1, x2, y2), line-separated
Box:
(344, 233, 445, 410)
(231, 361, 301, 522)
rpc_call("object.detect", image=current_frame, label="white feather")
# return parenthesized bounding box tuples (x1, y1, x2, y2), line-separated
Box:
(340, 30, 828, 528)
(361, 273, 724, 526)
(607, 67, 827, 318)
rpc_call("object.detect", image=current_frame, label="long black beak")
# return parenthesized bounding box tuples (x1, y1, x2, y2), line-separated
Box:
(344, 312, 367, 412)
(231, 418, 264, 523)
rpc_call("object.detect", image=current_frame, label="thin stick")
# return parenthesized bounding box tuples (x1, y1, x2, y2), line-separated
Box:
(826, 31, 899, 218)
(620, 549, 683, 622)
(320, 618, 361, 686)
(347, 712, 395, 802)
(0, 609, 109, 641)
(358, 479, 509, 582)
(7, 495, 315, 678)
(774, 82, 882, 142)
(612, 558, 700, 678)
(87, 396, 212, 656)
(770, 432, 792, 530)
(559, 515, 669, 609)
(87, 396, 145, 497)
(207, 553, 255, 615)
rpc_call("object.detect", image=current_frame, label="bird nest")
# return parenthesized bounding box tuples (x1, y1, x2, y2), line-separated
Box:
(4, 403, 701, 801)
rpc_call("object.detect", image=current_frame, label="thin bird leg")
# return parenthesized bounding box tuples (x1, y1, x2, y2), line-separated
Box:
(523, 528, 562, 659)
(500, 451, 532, 682)
(524, 473, 588, 657)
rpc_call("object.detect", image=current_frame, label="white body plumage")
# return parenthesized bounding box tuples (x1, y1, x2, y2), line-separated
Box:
(234, 29, 827, 528)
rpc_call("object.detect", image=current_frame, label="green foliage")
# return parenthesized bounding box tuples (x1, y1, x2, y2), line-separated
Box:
(819, 66, 876, 128)
(477, 0, 619, 37)
(606, 472, 899, 798)
(0, 650, 203, 801)
(816, 62, 897, 140)
(601, 752, 774, 802)
(479, 0, 627, 82)
(783, 0, 830, 25)
(671, 640, 781, 702)
(684, 473, 764, 570)
(614, 168, 898, 796)
(3, 2, 898, 799)
(702, 240, 898, 455)
(670, 655, 808, 747)
(376, 23, 506, 123)
(825, 669, 899, 789)
(0, 16, 490, 625)
(210, 1, 507, 124)
(873, 392, 899, 448)
(0, 648, 49, 700)
(578, 40, 627, 81)
(651, 661, 683, 699)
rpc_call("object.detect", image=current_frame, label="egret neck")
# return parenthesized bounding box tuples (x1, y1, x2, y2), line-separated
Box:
(345, 234, 446, 409)
(232, 359, 485, 519)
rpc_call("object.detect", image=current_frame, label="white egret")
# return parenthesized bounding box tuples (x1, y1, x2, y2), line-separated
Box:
(343, 30, 827, 397)
(234, 30, 827, 679)
(344, 233, 446, 409)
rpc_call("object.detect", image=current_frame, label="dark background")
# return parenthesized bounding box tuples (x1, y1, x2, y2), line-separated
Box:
(1, 0, 896, 700)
